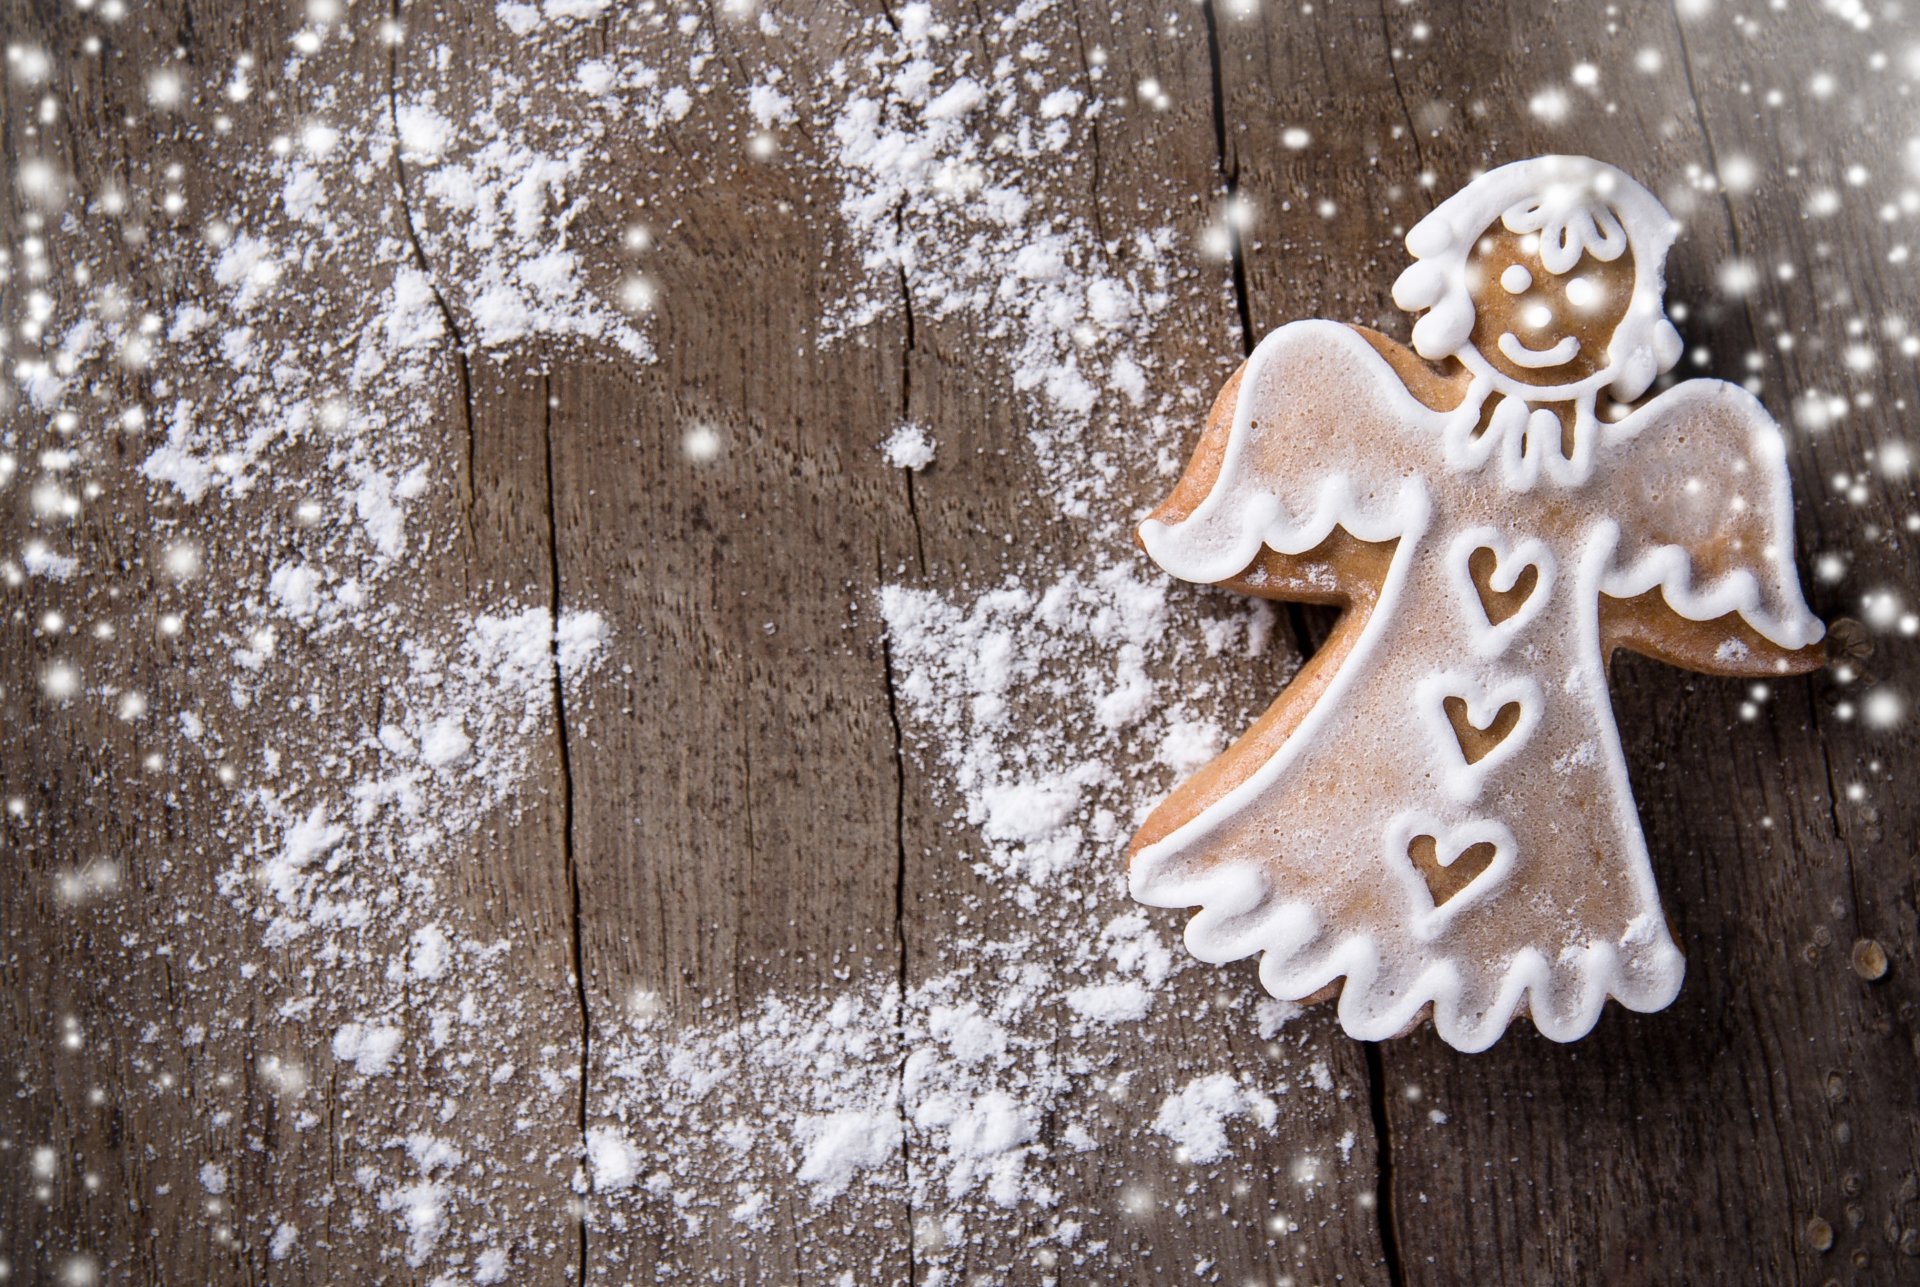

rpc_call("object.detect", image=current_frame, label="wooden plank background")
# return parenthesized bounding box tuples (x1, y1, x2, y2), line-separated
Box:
(2, 1, 1915, 1283)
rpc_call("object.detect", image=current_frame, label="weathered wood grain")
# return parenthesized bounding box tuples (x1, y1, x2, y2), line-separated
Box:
(2, 1, 1915, 1285)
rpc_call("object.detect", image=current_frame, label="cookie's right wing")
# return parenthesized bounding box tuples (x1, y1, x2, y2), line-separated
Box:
(1597, 378, 1825, 660)
(1139, 321, 1439, 588)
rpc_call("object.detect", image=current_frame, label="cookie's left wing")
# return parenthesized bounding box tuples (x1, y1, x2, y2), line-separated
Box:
(1598, 379, 1825, 669)
(1139, 321, 1441, 590)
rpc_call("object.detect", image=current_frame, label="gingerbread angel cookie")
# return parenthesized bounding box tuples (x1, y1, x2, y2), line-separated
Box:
(1132, 156, 1824, 1051)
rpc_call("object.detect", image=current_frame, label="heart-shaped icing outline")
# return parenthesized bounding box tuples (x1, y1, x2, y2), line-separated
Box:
(1413, 672, 1545, 803)
(1384, 812, 1518, 942)
(1447, 525, 1555, 657)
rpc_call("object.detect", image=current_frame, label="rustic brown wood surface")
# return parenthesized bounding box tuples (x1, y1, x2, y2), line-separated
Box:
(3, 1, 1916, 1284)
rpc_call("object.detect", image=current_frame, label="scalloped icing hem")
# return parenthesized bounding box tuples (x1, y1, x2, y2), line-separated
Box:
(1131, 850, 1687, 1053)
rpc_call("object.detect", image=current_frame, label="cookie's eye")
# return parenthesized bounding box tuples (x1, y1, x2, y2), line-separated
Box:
(1500, 264, 1533, 294)
(1564, 275, 1601, 308)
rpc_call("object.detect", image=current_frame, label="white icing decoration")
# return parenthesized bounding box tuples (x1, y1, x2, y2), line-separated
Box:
(1496, 331, 1579, 369)
(1391, 155, 1683, 403)
(1501, 186, 1628, 271)
(1499, 263, 1533, 294)
(1382, 812, 1518, 942)
(1132, 158, 1819, 1050)
(1438, 391, 1595, 491)
(1412, 672, 1543, 803)
(1446, 526, 1555, 656)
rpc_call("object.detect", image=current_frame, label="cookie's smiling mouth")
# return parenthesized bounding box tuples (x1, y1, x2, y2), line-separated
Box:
(1497, 331, 1581, 368)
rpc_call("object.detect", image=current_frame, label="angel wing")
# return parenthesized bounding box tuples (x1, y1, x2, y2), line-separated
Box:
(1138, 320, 1453, 590)
(1130, 321, 1458, 859)
(1595, 379, 1825, 671)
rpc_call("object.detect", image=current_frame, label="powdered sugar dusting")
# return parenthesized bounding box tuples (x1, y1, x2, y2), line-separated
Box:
(1153, 1073, 1281, 1165)
(883, 420, 937, 471)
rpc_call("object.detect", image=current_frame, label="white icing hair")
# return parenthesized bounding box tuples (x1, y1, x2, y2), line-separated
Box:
(1391, 156, 1685, 401)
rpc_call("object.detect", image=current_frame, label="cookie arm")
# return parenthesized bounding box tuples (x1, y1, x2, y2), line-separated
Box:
(1601, 591, 1825, 676)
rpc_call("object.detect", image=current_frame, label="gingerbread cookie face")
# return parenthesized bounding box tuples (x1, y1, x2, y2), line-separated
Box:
(1465, 224, 1635, 388)
(1131, 156, 1824, 1052)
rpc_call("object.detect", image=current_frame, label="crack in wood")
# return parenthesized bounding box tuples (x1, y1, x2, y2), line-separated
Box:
(541, 371, 592, 1283)
(1198, 0, 1253, 363)
(884, 182, 924, 1281)
(1811, 683, 1866, 932)
(895, 265, 928, 576)
(877, 537, 917, 1287)
(1666, 2, 1771, 386)
(1363, 1040, 1406, 1287)
(1063, 4, 1108, 249)
(388, 0, 479, 550)
(1374, 0, 1430, 190)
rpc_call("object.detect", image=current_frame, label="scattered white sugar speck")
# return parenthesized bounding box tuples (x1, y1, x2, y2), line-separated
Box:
(332, 1022, 404, 1077)
(21, 541, 77, 579)
(1038, 87, 1083, 118)
(683, 423, 722, 461)
(268, 1224, 298, 1262)
(924, 78, 986, 121)
(795, 1109, 904, 1201)
(383, 1180, 448, 1267)
(555, 609, 608, 676)
(1158, 718, 1223, 773)
(729, 1186, 771, 1226)
(384, 269, 447, 350)
(747, 82, 795, 127)
(473, 1248, 510, 1284)
(1152, 1074, 1279, 1165)
(883, 421, 937, 471)
(395, 103, 453, 158)
(575, 58, 617, 96)
(1255, 997, 1304, 1039)
(268, 563, 322, 620)
(409, 926, 451, 982)
(495, 1, 541, 34)
(418, 717, 473, 769)
(586, 1126, 640, 1192)
(1065, 981, 1152, 1023)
